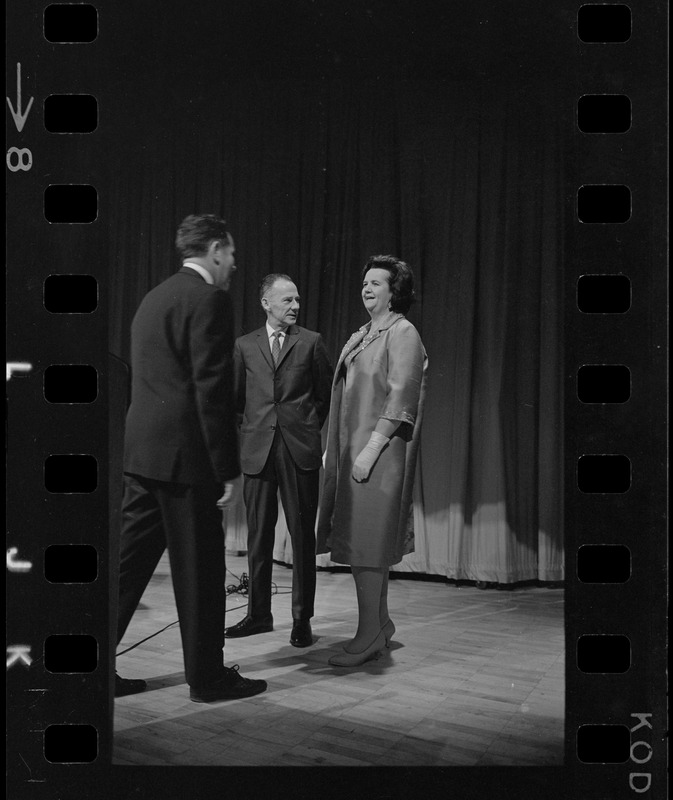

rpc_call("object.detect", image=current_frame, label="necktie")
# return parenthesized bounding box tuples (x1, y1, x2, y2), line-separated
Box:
(271, 331, 282, 367)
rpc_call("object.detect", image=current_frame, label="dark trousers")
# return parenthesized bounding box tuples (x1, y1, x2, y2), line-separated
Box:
(244, 431, 319, 622)
(116, 474, 226, 688)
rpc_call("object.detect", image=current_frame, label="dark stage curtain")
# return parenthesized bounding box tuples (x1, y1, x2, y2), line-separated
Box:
(106, 79, 564, 582)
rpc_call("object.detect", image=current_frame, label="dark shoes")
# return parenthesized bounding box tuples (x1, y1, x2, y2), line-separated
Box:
(115, 673, 147, 697)
(115, 667, 265, 703)
(224, 616, 273, 638)
(190, 665, 267, 703)
(290, 619, 313, 648)
(223, 614, 312, 646)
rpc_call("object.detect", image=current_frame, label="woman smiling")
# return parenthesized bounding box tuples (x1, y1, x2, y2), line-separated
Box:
(317, 255, 428, 667)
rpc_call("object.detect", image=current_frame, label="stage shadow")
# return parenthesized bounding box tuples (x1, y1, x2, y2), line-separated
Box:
(124, 638, 407, 694)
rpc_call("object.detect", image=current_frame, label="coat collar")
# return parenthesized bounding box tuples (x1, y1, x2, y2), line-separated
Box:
(367, 310, 405, 333)
(255, 324, 300, 369)
(337, 312, 404, 369)
(181, 262, 214, 284)
(178, 265, 208, 281)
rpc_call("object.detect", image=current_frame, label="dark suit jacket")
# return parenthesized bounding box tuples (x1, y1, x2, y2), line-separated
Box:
(235, 325, 333, 474)
(123, 267, 240, 484)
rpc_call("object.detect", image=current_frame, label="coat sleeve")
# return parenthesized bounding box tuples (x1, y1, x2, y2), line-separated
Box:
(233, 337, 246, 423)
(379, 323, 425, 428)
(189, 289, 240, 482)
(312, 333, 334, 427)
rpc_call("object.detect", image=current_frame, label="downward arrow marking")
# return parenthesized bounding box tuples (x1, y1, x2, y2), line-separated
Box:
(6, 63, 34, 133)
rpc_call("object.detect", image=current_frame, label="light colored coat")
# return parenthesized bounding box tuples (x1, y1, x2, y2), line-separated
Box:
(316, 312, 428, 566)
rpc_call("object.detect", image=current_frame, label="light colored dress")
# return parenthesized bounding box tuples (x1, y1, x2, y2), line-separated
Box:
(317, 311, 428, 567)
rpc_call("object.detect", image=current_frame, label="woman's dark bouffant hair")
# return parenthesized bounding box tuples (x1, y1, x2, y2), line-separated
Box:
(362, 254, 416, 314)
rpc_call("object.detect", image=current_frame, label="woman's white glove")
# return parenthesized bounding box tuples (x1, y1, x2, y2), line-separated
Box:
(352, 432, 389, 482)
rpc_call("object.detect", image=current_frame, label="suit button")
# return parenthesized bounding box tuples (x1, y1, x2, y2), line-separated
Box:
(270, 425, 276, 430)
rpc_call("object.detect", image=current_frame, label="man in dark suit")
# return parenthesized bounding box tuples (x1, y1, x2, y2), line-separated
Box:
(115, 214, 267, 703)
(224, 274, 332, 647)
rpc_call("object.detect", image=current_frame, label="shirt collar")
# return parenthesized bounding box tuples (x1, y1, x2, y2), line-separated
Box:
(183, 262, 214, 285)
(266, 321, 288, 340)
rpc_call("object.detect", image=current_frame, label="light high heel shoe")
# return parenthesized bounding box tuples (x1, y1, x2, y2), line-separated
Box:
(329, 631, 386, 667)
(381, 619, 396, 648)
(343, 619, 396, 652)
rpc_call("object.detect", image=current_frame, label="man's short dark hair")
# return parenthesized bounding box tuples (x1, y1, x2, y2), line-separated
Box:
(175, 214, 231, 259)
(361, 255, 416, 314)
(259, 273, 294, 301)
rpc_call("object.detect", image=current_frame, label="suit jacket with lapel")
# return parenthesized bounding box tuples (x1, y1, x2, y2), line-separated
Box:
(123, 267, 240, 484)
(234, 325, 333, 474)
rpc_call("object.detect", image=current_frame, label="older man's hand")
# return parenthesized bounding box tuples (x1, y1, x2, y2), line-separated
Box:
(217, 476, 242, 509)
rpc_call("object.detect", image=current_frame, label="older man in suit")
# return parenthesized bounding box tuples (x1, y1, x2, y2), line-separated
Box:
(115, 214, 267, 703)
(224, 274, 332, 647)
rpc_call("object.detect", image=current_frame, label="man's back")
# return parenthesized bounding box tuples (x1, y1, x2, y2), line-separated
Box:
(123, 268, 239, 485)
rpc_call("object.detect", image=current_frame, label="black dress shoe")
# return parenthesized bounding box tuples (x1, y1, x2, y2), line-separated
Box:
(290, 619, 313, 648)
(190, 665, 267, 703)
(224, 616, 273, 638)
(115, 673, 147, 697)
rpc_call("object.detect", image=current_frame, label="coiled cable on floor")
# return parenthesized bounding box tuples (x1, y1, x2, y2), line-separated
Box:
(226, 571, 249, 595)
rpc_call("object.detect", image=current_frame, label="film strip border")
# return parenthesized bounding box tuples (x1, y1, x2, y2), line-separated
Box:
(5, 2, 668, 797)
(565, 2, 667, 796)
(6, 2, 113, 786)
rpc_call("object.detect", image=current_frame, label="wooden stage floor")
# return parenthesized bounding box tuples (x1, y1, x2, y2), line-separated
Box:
(114, 554, 564, 767)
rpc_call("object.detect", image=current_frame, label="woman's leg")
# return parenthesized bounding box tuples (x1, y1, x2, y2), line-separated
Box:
(379, 569, 390, 625)
(378, 568, 396, 644)
(346, 565, 385, 652)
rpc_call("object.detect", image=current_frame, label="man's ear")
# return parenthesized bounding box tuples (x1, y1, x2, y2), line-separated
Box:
(208, 240, 221, 260)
